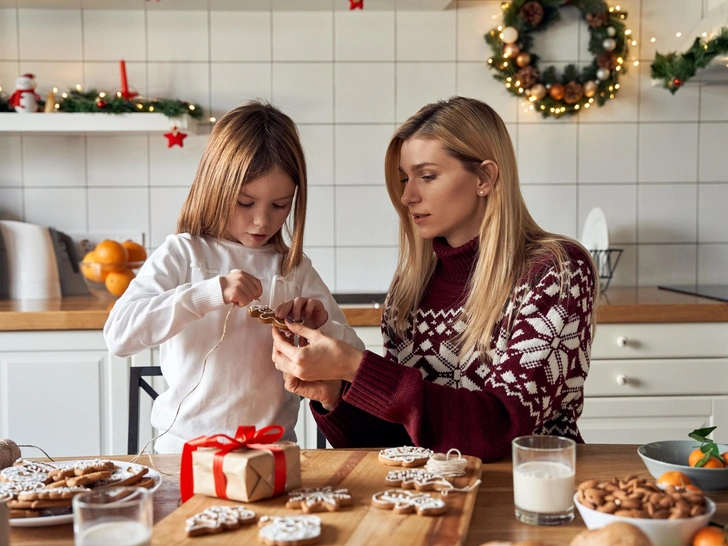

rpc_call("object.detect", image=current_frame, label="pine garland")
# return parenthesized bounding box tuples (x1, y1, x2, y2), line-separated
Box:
(0, 92, 11, 113)
(651, 27, 728, 93)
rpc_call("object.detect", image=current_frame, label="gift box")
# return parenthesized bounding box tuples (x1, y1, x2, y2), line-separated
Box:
(180, 425, 301, 503)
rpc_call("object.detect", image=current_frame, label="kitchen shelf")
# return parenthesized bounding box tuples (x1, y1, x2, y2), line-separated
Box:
(2, 0, 453, 10)
(0, 112, 199, 134)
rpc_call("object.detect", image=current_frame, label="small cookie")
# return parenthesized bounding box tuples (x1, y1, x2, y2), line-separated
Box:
(286, 486, 353, 513)
(9, 498, 72, 510)
(248, 305, 290, 330)
(1, 461, 56, 485)
(0, 480, 45, 499)
(135, 477, 157, 489)
(378, 447, 434, 467)
(385, 469, 450, 492)
(49, 459, 117, 480)
(9, 509, 41, 518)
(371, 489, 447, 516)
(185, 505, 257, 538)
(93, 466, 148, 489)
(17, 486, 89, 501)
(258, 515, 322, 546)
(66, 470, 112, 488)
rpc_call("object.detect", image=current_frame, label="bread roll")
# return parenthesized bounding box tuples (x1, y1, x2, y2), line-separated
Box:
(569, 522, 653, 546)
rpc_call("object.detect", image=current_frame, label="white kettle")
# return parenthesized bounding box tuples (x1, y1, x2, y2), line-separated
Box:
(0, 220, 62, 300)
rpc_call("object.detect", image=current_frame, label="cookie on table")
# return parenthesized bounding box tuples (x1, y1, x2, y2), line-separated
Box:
(378, 446, 434, 468)
(185, 505, 257, 538)
(371, 489, 447, 516)
(1, 460, 57, 484)
(385, 468, 450, 492)
(49, 459, 117, 480)
(258, 515, 322, 546)
(17, 486, 89, 502)
(93, 465, 148, 489)
(65, 470, 112, 488)
(286, 486, 353, 513)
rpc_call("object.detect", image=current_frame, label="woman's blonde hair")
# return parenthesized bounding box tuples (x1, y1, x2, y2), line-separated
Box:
(384, 96, 598, 356)
(177, 101, 307, 276)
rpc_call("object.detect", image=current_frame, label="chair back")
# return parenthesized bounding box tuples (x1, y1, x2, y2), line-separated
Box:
(128, 366, 163, 455)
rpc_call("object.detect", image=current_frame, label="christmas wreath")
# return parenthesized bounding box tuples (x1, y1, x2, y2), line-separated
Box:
(651, 27, 728, 93)
(485, 0, 630, 118)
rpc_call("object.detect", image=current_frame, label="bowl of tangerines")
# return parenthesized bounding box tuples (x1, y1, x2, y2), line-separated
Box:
(80, 239, 146, 299)
(638, 426, 728, 491)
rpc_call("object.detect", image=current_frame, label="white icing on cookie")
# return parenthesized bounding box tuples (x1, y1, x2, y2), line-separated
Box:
(371, 489, 447, 515)
(378, 446, 434, 465)
(0, 480, 44, 498)
(185, 505, 256, 534)
(287, 486, 352, 512)
(0, 461, 57, 484)
(385, 468, 449, 490)
(258, 515, 322, 543)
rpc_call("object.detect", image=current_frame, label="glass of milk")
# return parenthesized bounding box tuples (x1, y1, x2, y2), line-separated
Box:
(73, 487, 152, 546)
(512, 435, 576, 526)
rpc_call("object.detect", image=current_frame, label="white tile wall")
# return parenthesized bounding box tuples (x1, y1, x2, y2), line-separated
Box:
(1, 0, 726, 292)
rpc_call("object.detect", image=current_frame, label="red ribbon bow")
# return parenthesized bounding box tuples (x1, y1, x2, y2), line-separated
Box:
(180, 425, 285, 502)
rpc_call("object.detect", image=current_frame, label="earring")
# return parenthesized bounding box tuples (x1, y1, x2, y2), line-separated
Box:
(478, 190, 486, 196)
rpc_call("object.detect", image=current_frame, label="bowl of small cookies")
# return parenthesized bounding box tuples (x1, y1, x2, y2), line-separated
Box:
(574, 476, 715, 546)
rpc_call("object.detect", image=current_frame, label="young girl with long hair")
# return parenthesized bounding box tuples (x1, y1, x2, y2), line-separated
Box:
(104, 102, 363, 454)
(271, 97, 598, 462)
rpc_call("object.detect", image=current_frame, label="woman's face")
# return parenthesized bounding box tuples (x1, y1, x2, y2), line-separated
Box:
(226, 167, 296, 248)
(399, 138, 491, 248)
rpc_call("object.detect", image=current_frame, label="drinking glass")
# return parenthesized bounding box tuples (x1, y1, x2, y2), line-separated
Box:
(512, 435, 576, 526)
(73, 487, 152, 546)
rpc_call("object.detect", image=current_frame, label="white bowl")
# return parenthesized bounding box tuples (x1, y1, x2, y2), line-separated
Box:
(574, 493, 715, 546)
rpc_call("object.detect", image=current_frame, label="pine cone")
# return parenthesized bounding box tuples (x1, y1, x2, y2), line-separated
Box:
(520, 1, 544, 26)
(515, 66, 540, 89)
(564, 81, 583, 104)
(586, 11, 609, 28)
(596, 52, 617, 70)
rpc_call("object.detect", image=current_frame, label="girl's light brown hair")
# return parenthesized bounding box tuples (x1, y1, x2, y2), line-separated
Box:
(384, 96, 598, 356)
(177, 101, 307, 276)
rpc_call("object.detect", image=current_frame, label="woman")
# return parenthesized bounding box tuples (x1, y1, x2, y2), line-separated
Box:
(271, 97, 598, 462)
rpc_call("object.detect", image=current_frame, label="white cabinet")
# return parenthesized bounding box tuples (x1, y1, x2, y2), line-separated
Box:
(581, 323, 728, 444)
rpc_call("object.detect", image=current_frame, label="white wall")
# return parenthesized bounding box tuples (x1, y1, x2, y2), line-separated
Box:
(0, 0, 726, 292)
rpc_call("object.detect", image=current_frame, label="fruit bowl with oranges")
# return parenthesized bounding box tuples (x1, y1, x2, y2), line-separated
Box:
(80, 239, 147, 299)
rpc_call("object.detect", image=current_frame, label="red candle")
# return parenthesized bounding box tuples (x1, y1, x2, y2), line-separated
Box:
(120, 59, 130, 99)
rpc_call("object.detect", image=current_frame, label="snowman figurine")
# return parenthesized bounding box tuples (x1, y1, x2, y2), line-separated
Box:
(9, 73, 41, 113)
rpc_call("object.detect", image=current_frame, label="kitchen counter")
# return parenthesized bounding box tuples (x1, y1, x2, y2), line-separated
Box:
(0, 287, 727, 331)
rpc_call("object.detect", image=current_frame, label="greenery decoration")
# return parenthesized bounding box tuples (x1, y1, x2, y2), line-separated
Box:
(485, 0, 631, 118)
(651, 27, 728, 93)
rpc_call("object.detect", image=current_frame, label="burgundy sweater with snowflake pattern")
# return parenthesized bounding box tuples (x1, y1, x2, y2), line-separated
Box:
(311, 237, 596, 462)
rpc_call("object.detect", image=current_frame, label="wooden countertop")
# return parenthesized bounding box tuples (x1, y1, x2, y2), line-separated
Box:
(0, 287, 727, 331)
(9, 445, 728, 545)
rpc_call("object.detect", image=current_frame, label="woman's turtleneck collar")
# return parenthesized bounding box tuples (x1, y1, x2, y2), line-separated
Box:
(432, 236, 479, 283)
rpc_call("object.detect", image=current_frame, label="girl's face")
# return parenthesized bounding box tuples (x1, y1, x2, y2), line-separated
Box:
(226, 167, 296, 248)
(399, 138, 492, 248)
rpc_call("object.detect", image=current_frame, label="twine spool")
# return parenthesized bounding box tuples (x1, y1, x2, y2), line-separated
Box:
(0, 440, 21, 470)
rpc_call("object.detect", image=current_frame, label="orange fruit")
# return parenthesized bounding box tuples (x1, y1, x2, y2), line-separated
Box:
(105, 269, 135, 297)
(690, 448, 726, 468)
(702, 457, 725, 469)
(692, 526, 728, 546)
(690, 449, 706, 467)
(121, 240, 146, 263)
(657, 471, 692, 488)
(80, 251, 108, 283)
(94, 240, 128, 271)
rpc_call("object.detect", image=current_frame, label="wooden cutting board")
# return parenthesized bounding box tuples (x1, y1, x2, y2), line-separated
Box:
(151, 450, 482, 545)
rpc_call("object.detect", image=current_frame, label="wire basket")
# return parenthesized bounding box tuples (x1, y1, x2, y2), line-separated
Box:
(589, 249, 623, 292)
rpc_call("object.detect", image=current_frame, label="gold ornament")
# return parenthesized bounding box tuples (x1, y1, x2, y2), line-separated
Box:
(583, 81, 598, 98)
(529, 83, 547, 100)
(549, 83, 565, 101)
(515, 52, 531, 67)
(44, 91, 56, 113)
(503, 43, 521, 58)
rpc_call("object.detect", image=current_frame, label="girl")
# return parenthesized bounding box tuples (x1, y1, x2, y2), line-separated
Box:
(104, 102, 363, 454)
(271, 97, 599, 462)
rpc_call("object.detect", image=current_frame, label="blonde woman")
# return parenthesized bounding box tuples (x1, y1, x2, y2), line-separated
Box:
(272, 97, 598, 461)
(105, 102, 363, 454)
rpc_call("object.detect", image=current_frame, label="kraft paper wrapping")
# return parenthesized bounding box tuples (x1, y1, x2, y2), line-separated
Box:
(191, 442, 301, 502)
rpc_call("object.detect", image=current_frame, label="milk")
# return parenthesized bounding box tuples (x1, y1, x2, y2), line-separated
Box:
(76, 520, 151, 546)
(513, 460, 575, 513)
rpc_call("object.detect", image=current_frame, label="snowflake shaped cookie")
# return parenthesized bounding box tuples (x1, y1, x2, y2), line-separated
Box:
(258, 515, 322, 546)
(385, 469, 450, 491)
(378, 446, 434, 467)
(185, 505, 257, 537)
(286, 486, 353, 513)
(0, 460, 57, 484)
(371, 489, 447, 516)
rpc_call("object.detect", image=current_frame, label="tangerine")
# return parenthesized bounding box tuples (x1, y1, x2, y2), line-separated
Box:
(121, 240, 146, 263)
(702, 457, 726, 469)
(94, 240, 128, 271)
(690, 449, 706, 467)
(692, 526, 728, 546)
(657, 471, 692, 488)
(80, 251, 108, 283)
(105, 269, 135, 297)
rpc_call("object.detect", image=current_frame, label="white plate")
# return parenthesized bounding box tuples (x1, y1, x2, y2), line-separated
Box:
(9, 460, 162, 528)
(580, 207, 610, 251)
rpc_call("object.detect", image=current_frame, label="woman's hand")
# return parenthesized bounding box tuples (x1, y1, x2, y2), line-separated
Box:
(281, 373, 343, 412)
(219, 269, 263, 307)
(275, 297, 328, 330)
(271, 321, 363, 384)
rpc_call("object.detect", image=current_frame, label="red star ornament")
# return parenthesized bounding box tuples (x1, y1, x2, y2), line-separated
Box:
(164, 126, 187, 148)
(349, 0, 363, 9)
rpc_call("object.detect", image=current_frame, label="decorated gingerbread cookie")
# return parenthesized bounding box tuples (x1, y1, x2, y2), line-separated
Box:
(0, 460, 57, 484)
(378, 446, 434, 467)
(248, 305, 289, 330)
(286, 486, 353, 513)
(371, 489, 447, 516)
(49, 459, 117, 480)
(185, 505, 257, 538)
(385, 469, 450, 492)
(258, 515, 322, 546)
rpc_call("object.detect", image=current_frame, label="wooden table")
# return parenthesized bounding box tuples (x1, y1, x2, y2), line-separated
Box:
(9, 445, 728, 545)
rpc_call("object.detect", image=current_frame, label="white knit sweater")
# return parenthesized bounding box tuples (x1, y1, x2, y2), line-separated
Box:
(104, 234, 364, 454)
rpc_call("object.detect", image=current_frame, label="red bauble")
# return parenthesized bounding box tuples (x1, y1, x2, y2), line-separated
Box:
(96, 100, 107, 108)
(673, 78, 683, 87)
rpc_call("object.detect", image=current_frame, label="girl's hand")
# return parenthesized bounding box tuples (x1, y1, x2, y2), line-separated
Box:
(275, 297, 329, 330)
(219, 269, 263, 307)
(281, 373, 343, 411)
(271, 321, 362, 384)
